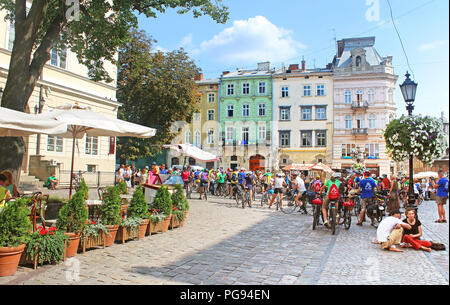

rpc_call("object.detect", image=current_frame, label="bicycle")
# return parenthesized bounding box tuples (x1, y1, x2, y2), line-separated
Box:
(282, 189, 309, 214)
(312, 194, 325, 230)
(342, 196, 354, 230)
(184, 180, 192, 199)
(261, 191, 270, 207)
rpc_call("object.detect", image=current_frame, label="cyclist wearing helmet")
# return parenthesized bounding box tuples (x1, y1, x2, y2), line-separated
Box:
(229, 168, 239, 198)
(244, 171, 255, 207)
(292, 172, 307, 213)
(320, 172, 341, 227)
(199, 169, 209, 200)
(269, 173, 287, 209)
(357, 170, 377, 226)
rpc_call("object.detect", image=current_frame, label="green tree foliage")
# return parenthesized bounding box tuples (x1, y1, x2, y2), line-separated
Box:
(56, 189, 89, 234)
(152, 186, 172, 216)
(172, 184, 189, 212)
(0, 198, 32, 247)
(127, 186, 150, 219)
(116, 181, 128, 195)
(101, 186, 122, 226)
(117, 28, 203, 161)
(78, 178, 89, 200)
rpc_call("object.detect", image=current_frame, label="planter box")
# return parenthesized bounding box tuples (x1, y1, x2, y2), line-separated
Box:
(104, 225, 119, 247)
(149, 215, 171, 234)
(115, 226, 139, 244)
(170, 214, 182, 230)
(80, 231, 106, 254)
(20, 245, 67, 270)
(179, 211, 189, 227)
(138, 219, 150, 239)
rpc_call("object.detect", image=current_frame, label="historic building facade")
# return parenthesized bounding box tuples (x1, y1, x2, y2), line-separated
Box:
(218, 62, 277, 171)
(331, 37, 398, 176)
(272, 61, 334, 169)
(0, 9, 119, 186)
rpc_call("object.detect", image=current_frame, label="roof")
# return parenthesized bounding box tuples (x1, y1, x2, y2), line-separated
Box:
(195, 79, 219, 85)
(221, 69, 278, 79)
(335, 36, 384, 68)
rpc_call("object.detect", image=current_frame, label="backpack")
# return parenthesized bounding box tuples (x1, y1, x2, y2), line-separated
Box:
(328, 183, 340, 200)
(314, 181, 321, 192)
(231, 172, 237, 182)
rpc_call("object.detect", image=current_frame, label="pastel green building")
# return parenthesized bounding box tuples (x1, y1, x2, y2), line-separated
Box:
(219, 62, 278, 171)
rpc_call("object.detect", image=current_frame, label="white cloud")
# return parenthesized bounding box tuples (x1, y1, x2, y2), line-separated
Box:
(419, 40, 449, 52)
(178, 33, 194, 49)
(195, 16, 306, 64)
(153, 45, 169, 53)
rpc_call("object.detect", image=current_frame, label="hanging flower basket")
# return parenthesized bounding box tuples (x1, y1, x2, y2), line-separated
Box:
(384, 115, 446, 165)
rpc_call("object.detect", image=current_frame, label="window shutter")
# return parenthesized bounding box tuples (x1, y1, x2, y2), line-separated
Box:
(109, 136, 116, 155)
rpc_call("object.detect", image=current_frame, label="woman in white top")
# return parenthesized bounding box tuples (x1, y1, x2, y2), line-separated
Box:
(268, 173, 286, 209)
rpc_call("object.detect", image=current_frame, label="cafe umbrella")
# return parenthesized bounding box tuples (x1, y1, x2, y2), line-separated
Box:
(37, 104, 156, 198)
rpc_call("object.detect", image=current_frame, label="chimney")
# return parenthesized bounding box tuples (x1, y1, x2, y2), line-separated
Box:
(194, 73, 203, 81)
(222, 71, 230, 76)
(288, 64, 299, 71)
(301, 58, 306, 71)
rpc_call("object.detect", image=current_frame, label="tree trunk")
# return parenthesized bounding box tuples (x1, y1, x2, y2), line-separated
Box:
(0, 137, 25, 186)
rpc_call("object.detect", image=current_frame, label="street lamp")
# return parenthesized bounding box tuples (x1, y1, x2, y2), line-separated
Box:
(399, 71, 418, 209)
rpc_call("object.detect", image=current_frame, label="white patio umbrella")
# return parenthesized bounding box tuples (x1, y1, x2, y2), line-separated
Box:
(163, 144, 220, 165)
(0, 107, 67, 137)
(414, 171, 438, 179)
(37, 104, 156, 198)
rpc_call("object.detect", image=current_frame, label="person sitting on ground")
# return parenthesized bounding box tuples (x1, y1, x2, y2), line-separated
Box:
(0, 174, 12, 207)
(401, 208, 432, 252)
(0, 170, 20, 197)
(376, 210, 412, 252)
(45, 173, 58, 190)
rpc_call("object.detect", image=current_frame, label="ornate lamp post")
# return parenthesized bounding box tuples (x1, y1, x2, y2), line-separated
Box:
(399, 71, 418, 208)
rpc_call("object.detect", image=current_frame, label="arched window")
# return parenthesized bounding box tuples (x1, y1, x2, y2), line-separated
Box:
(194, 131, 201, 147)
(185, 131, 191, 144)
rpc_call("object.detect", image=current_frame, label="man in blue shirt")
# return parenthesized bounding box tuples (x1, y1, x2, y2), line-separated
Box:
(432, 171, 448, 223)
(238, 168, 246, 186)
(357, 170, 377, 226)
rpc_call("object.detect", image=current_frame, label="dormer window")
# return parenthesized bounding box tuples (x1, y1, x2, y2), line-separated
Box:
(356, 56, 361, 67)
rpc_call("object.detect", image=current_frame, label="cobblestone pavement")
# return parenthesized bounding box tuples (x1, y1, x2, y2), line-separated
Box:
(1, 194, 448, 285)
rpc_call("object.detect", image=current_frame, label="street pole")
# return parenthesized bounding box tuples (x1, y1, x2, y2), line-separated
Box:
(406, 104, 416, 210)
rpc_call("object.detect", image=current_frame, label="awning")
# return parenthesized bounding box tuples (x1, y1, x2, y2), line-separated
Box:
(283, 164, 314, 171)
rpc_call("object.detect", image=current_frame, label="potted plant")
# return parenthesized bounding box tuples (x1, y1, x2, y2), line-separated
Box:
(127, 186, 150, 239)
(80, 218, 108, 253)
(56, 189, 88, 258)
(151, 186, 172, 232)
(171, 184, 190, 228)
(100, 187, 122, 247)
(116, 216, 141, 244)
(116, 181, 128, 195)
(0, 199, 32, 276)
(23, 225, 68, 269)
(78, 178, 89, 200)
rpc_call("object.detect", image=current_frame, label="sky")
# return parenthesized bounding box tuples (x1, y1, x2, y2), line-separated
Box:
(136, 0, 449, 121)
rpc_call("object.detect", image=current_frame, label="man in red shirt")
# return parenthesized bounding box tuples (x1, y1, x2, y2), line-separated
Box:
(382, 174, 391, 194)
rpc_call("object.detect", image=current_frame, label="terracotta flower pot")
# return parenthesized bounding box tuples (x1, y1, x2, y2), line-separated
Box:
(104, 225, 119, 247)
(170, 214, 181, 229)
(138, 219, 150, 239)
(64, 233, 81, 258)
(180, 211, 189, 227)
(0, 244, 26, 277)
(161, 215, 171, 232)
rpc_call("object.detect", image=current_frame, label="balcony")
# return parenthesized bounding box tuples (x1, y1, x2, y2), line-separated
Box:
(352, 128, 369, 136)
(351, 101, 369, 110)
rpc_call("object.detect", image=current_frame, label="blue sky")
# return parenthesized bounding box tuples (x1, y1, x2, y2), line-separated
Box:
(137, 0, 449, 120)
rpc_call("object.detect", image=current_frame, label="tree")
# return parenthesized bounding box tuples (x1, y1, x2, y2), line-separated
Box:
(0, 0, 228, 180)
(116, 28, 201, 161)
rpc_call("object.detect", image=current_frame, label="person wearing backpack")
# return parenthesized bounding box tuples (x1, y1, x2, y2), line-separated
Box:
(199, 169, 210, 200)
(229, 168, 239, 198)
(320, 172, 341, 227)
(357, 170, 378, 226)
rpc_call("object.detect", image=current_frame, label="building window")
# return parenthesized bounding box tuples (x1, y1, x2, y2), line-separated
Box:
(342, 144, 356, 158)
(316, 130, 326, 147)
(185, 131, 191, 144)
(259, 82, 266, 94)
(208, 110, 215, 121)
(208, 93, 215, 103)
(280, 107, 290, 121)
(258, 104, 266, 116)
(50, 47, 67, 69)
(242, 83, 250, 95)
(227, 105, 234, 118)
(303, 85, 311, 97)
(369, 114, 376, 129)
(279, 132, 290, 148)
(242, 104, 250, 117)
(365, 144, 380, 158)
(316, 84, 325, 96)
(47, 136, 63, 152)
(301, 107, 312, 120)
(207, 129, 215, 144)
(7, 20, 14, 51)
(226, 127, 234, 142)
(227, 84, 234, 95)
(109, 136, 115, 155)
(388, 89, 394, 102)
(258, 126, 266, 142)
(281, 86, 289, 98)
(85, 136, 98, 155)
(345, 115, 352, 129)
(356, 90, 363, 103)
(241, 127, 249, 144)
(301, 131, 312, 147)
(356, 56, 362, 67)
(345, 90, 352, 104)
(193, 112, 201, 121)
(316, 107, 326, 120)
(87, 165, 96, 173)
(194, 131, 201, 147)
(368, 89, 375, 104)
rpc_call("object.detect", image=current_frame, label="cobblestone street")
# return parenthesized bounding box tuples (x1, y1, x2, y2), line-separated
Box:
(1, 195, 448, 285)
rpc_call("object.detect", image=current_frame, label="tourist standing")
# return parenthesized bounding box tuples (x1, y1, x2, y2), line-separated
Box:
(431, 171, 448, 223)
(387, 175, 400, 215)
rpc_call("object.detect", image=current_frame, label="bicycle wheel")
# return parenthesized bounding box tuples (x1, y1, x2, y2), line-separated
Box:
(261, 194, 268, 207)
(281, 198, 297, 214)
(235, 191, 241, 207)
(204, 189, 208, 201)
(330, 205, 337, 235)
(312, 206, 320, 230)
(344, 209, 351, 230)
